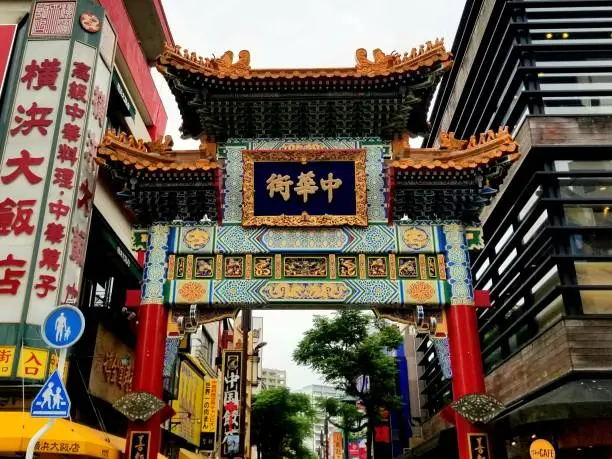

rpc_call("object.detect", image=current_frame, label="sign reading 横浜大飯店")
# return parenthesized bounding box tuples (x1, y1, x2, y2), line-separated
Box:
(242, 149, 368, 227)
(0, 0, 116, 371)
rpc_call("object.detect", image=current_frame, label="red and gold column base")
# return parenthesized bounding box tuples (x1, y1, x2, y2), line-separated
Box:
(447, 304, 490, 459)
(125, 303, 169, 459)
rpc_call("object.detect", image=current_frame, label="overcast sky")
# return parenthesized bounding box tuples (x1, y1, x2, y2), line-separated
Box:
(153, 0, 464, 389)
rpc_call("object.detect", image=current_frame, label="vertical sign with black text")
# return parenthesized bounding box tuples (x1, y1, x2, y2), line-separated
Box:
(221, 350, 243, 458)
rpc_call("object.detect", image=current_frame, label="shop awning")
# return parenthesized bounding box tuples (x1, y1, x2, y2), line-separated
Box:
(0, 412, 167, 459)
(0, 412, 121, 459)
(503, 379, 612, 428)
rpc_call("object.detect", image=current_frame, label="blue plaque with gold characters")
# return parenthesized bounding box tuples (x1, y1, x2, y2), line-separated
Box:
(242, 149, 368, 227)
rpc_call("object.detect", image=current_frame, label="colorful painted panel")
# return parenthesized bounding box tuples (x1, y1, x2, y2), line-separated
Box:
(442, 224, 474, 305)
(167, 224, 448, 255)
(166, 279, 448, 306)
(167, 252, 446, 281)
(141, 225, 170, 305)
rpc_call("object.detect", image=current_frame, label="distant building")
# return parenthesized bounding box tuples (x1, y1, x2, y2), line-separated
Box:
(298, 384, 346, 454)
(261, 368, 287, 389)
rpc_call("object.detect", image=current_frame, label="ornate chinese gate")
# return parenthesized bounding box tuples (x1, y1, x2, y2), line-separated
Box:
(100, 41, 520, 459)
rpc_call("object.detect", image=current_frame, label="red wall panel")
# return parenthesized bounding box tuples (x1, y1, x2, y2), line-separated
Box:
(99, 0, 167, 137)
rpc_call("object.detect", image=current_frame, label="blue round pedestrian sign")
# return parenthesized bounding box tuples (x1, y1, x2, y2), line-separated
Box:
(41, 305, 85, 349)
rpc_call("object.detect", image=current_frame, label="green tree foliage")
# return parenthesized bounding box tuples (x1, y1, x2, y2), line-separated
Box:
(317, 397, 366, 433)
(293, 310, 403, 459)
(251, 387, 316, 459)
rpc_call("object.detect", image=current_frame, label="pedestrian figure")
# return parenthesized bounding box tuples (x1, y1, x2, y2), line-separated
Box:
(52, 387, 64, 409)
(55, 312, 67, 342)
(40, 382, 54, 409)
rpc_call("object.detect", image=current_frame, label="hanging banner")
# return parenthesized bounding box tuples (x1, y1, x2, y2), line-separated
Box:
(221, 350, 243, 458)
(171, 360, 204, 446)
(200, 378, 218, 451)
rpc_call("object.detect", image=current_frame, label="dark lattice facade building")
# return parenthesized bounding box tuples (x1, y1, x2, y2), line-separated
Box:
(411, 1, 612, 458)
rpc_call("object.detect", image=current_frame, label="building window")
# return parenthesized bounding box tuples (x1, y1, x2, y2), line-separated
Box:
(192, 328, 214, 366)
(565, 205, 612, 226)
(575, 261, 612, 314)
(495, 226, 514, 254)
(498, 249, 518, 275)
(555, 160, 612, 172)
(531, 265, 560, 304)
(475, 258, 490, 281)
(523, 210, 548, 245)
(535, 295, 564, 331)
(571, 232, 612, 256)
(559, 177, 612, 199)
(518, 186, 541, 221)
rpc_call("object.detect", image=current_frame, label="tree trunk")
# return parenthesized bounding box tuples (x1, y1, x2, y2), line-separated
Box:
(366, 417, 374, 459)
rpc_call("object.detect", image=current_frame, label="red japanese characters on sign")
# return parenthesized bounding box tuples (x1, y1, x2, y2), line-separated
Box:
(0, 40, 69, 324)
(59, 47, 114, 312)
(27, 42, 95, 325)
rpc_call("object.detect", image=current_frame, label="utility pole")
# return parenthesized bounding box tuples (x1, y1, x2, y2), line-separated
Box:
(324, 417, 329, 459)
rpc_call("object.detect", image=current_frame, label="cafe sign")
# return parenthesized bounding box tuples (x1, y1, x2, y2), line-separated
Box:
(242, 149, 367, 227)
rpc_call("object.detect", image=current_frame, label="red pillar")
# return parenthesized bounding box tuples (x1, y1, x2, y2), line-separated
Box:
(125, 303, 169, 459)
(447, 304, 487, 459)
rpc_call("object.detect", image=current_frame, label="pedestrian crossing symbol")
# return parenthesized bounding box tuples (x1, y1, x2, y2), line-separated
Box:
(31, 370, 70, 418)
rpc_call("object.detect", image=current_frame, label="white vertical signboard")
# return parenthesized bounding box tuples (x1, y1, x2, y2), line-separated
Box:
(26, 42, 97, 325)
(58, 51, 113, 311)
(0, 41, 71, 323)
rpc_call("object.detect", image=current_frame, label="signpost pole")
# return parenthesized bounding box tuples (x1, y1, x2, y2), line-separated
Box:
(25, 348, 67, 459)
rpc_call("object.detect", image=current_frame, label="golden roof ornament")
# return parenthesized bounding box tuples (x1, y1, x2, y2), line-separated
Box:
(158, 38, 451, 79)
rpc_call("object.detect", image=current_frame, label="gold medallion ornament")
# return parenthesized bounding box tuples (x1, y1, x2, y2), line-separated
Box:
(403, 227, 430, 250)
(183, 228, 210, 250)
(407, 281, 436, 302)
(178, 281, 206, 303)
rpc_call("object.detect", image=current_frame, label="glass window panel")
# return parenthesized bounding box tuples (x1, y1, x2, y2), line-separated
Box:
(575, 261, 612, 285)
(519, 187, 542, 221)
(535, 294, 564, 330)
(559, 178, 612, 198)
(484, 346, 503, 374)
(572, 232, 612, 256)
(531, 265, 560, 303)
(475, 258, 490, 281)
(575, 260, 612, 314)
(581, 290, 612, 314)
(565, 205, 612, 226)
(508, 324, 533, 354)
(498, 248, 518, 275)
(505, 297, 525, 320)
(555, 160, 612, 172)
(523, 210, 548, 244)
(495, 226, 515, 254)
(544, 97, 612, 116)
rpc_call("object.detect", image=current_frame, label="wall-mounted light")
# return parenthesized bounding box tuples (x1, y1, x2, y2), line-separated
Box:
(545, 33, 553, 39)
(562, 32, 569, 39)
